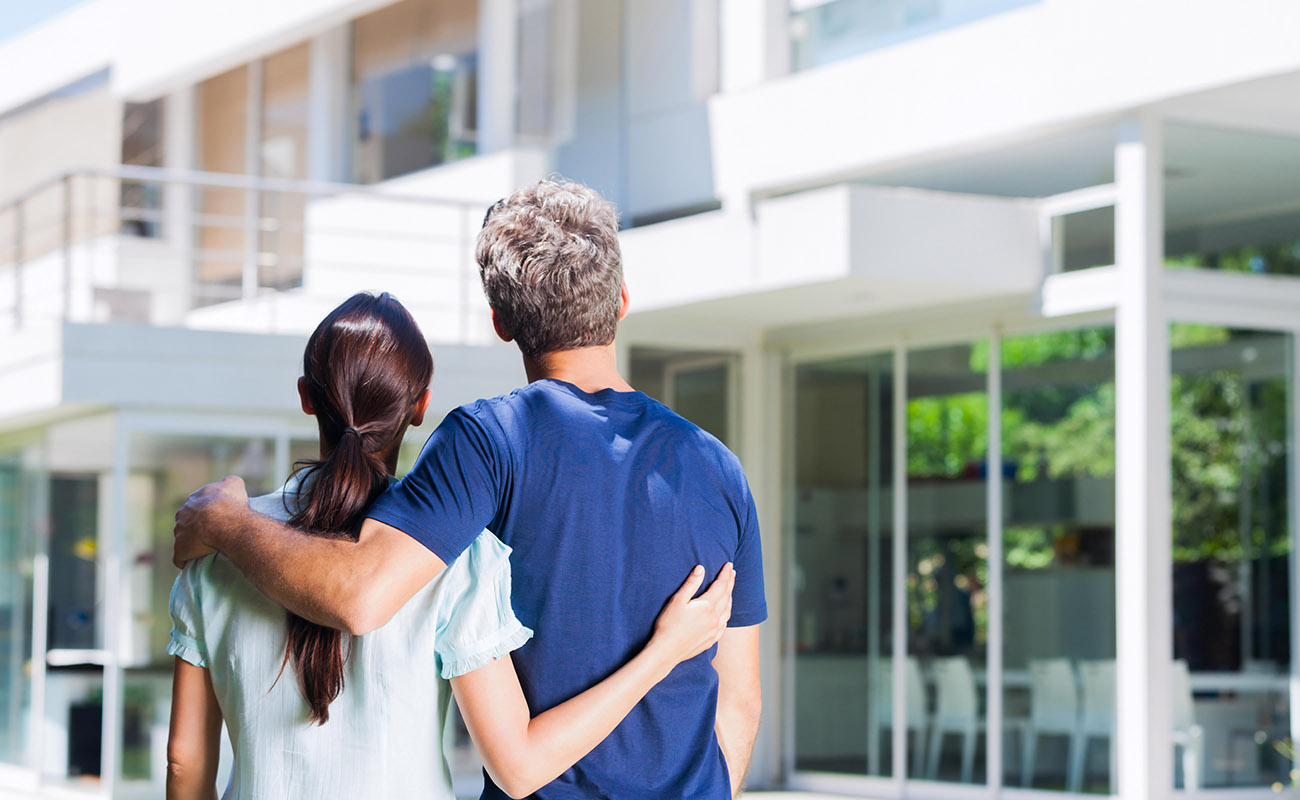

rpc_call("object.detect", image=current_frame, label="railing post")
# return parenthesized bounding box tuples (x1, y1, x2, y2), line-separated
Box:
(12, 200, 22, 330)
(62, 175, 73, 321)
(460, 204, 470, 342)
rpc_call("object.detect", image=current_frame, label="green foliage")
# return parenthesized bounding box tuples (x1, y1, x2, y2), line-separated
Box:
(1169, 238, 1300, 277)
(906, 326, 1290, 569)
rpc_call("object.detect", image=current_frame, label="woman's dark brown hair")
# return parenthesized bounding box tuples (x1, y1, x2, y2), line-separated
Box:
(282, 292, 433, 724)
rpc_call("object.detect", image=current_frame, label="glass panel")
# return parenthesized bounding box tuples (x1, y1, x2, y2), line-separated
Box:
(120, 434, 276, 790)
(670, 362, 731, 450)
(195, 65, 249, 306)
(789, 0, 1039, 72)
(120, 99, 164, 239)
(1165, 124, 1300, 277)
(48, 476, 98, 651)
(259, 42, 311, 291)
(0, 446, 38, 768)
(350, 0, 478, 184)
(906, 342, 987, 783)
(1000, 328, 1116, 792)
(1170, 325, 1291, 789)
(1059, 207, 1115, 272)
(792, 353, 894, 775)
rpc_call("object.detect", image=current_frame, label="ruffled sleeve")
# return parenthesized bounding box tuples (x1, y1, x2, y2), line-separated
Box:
(433, 532, 533, 679)
(166, 557, 210, 668)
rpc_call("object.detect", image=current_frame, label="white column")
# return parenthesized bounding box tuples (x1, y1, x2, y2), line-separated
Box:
(719, 0, 787, 92)
(308, 25, 349, 183)
(1114, 114, 1173, 800)
(736, 340, 784, 787)
(985, 331, 1004, 791)
(891, 341, 908, 782)
(100, 421, 131, 792)
(717, 0, 787, 216)
(478, 0, 519, 154)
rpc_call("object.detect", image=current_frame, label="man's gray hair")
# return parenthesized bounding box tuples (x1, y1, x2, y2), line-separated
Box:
(476, 179, 623, 360)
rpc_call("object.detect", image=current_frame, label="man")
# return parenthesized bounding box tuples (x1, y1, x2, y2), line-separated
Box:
(173, 180, 766, 798)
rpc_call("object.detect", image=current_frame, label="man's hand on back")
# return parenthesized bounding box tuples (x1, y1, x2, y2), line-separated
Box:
(173, 475, 251, 567)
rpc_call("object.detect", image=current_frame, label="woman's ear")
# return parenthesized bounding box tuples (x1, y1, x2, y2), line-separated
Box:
(297, 377, 315, 416)
(411, 388, 433, 427)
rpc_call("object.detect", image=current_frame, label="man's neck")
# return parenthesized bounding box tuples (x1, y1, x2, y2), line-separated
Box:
(523, 343, 634, 394)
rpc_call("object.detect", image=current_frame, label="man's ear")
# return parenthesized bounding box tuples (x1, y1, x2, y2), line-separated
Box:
(297, 377, 314, 415)
(411, 388, 433, 427)
(618, 282, 630, 321)
(490, 308, 513, 343)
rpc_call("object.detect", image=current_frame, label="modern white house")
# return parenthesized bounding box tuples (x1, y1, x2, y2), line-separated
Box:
(2, 1, 1300, 798)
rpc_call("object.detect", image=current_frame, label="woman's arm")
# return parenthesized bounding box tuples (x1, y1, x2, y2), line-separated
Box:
(450, 564, 735, 800)
(166, 657, 223, 800)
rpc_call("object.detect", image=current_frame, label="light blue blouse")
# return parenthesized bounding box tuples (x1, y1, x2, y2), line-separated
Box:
(168, 476, 532, 799)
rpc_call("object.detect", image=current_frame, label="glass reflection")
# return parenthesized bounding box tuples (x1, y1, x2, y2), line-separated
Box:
(906, 342, 988, 784)
(1170, 325, 1292, 789)
(999, 327, 1116, 793)
(792, 353, 894, 775)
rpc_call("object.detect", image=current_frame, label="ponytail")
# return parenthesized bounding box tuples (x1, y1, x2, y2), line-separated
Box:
(278, 292, 433, 725)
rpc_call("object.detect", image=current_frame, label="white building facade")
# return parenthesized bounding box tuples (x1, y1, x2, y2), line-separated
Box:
(2, 1, 1300, 798)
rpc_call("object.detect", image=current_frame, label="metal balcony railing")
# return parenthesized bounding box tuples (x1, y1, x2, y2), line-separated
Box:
(0, 165, 492, 342)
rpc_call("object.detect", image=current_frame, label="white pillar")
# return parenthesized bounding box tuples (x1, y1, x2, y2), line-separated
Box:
(719, 0, 787, 92)
(736, 340, 783, 787)
(717, 0, 786, 216)
(478, 0, 519, 154)
(985, 331, 1004, 791)
(1114, 114, 1173, 800)
(308, 25, 349, 183)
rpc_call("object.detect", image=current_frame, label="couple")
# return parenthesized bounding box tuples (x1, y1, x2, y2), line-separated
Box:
(166, 180, 766, 799)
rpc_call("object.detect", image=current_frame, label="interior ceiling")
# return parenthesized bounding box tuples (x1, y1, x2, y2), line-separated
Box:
(857, 70, 1300, 238)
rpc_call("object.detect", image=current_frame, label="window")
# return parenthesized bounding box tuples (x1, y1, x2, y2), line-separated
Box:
(350, 0, 478, 184)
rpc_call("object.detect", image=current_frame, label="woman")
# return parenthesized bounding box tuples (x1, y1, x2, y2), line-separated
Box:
(165, 292, 733, 799)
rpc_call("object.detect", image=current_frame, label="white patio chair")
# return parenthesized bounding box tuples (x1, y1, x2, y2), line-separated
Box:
(1171, 659, 1204, 791)
(876, 656, 929, 776)
(1021, 658, 1079, 788)
(926, 656, 980, 783)
(1072, 660, 1116, 794)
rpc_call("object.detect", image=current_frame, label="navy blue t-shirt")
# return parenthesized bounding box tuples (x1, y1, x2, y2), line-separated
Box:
(367, 378, 766, 799)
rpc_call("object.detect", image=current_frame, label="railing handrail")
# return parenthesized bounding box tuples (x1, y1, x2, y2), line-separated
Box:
(0, 164, 489, 215)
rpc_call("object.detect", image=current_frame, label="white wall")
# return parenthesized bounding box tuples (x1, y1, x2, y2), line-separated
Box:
(708, 0, 1300, 203)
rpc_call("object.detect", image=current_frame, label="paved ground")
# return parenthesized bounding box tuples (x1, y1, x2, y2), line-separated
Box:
(0, 790, 873, 799)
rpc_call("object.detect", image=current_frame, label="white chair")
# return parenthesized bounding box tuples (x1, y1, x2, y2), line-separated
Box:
(876, 656, 929, 776)
(1072, 660, 1117, 794)
(926, 657, 980, 783)
(1171, 659, 1204, 791)
(1021, 658, 1079, 788)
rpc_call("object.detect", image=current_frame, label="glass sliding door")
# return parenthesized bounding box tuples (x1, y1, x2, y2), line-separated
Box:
(906, 342, 988, 784)
(1169, 325, 1292, 790)
(119, 433, 276, 790)
(1000, 327, 1117, 793)
(0, 445, 38, 770)
(792, 353, 894, 776)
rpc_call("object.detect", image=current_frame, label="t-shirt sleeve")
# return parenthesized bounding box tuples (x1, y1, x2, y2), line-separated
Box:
(432, 532, 533, 679)
(166, 558, 210, 668)
(367, 407, 504, 565)
(729, 476, 768, 628)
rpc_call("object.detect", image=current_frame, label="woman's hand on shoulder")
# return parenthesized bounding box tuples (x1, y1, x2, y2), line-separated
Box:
(647, 563, 734, 668)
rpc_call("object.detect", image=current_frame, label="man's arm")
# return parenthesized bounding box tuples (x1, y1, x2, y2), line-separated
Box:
(713, 625, 762, 797)
(172, 476, 445, 634)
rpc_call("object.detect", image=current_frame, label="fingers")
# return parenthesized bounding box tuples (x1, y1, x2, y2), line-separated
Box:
(670, 565, 706, 605)
(698, 562, 734, 604)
